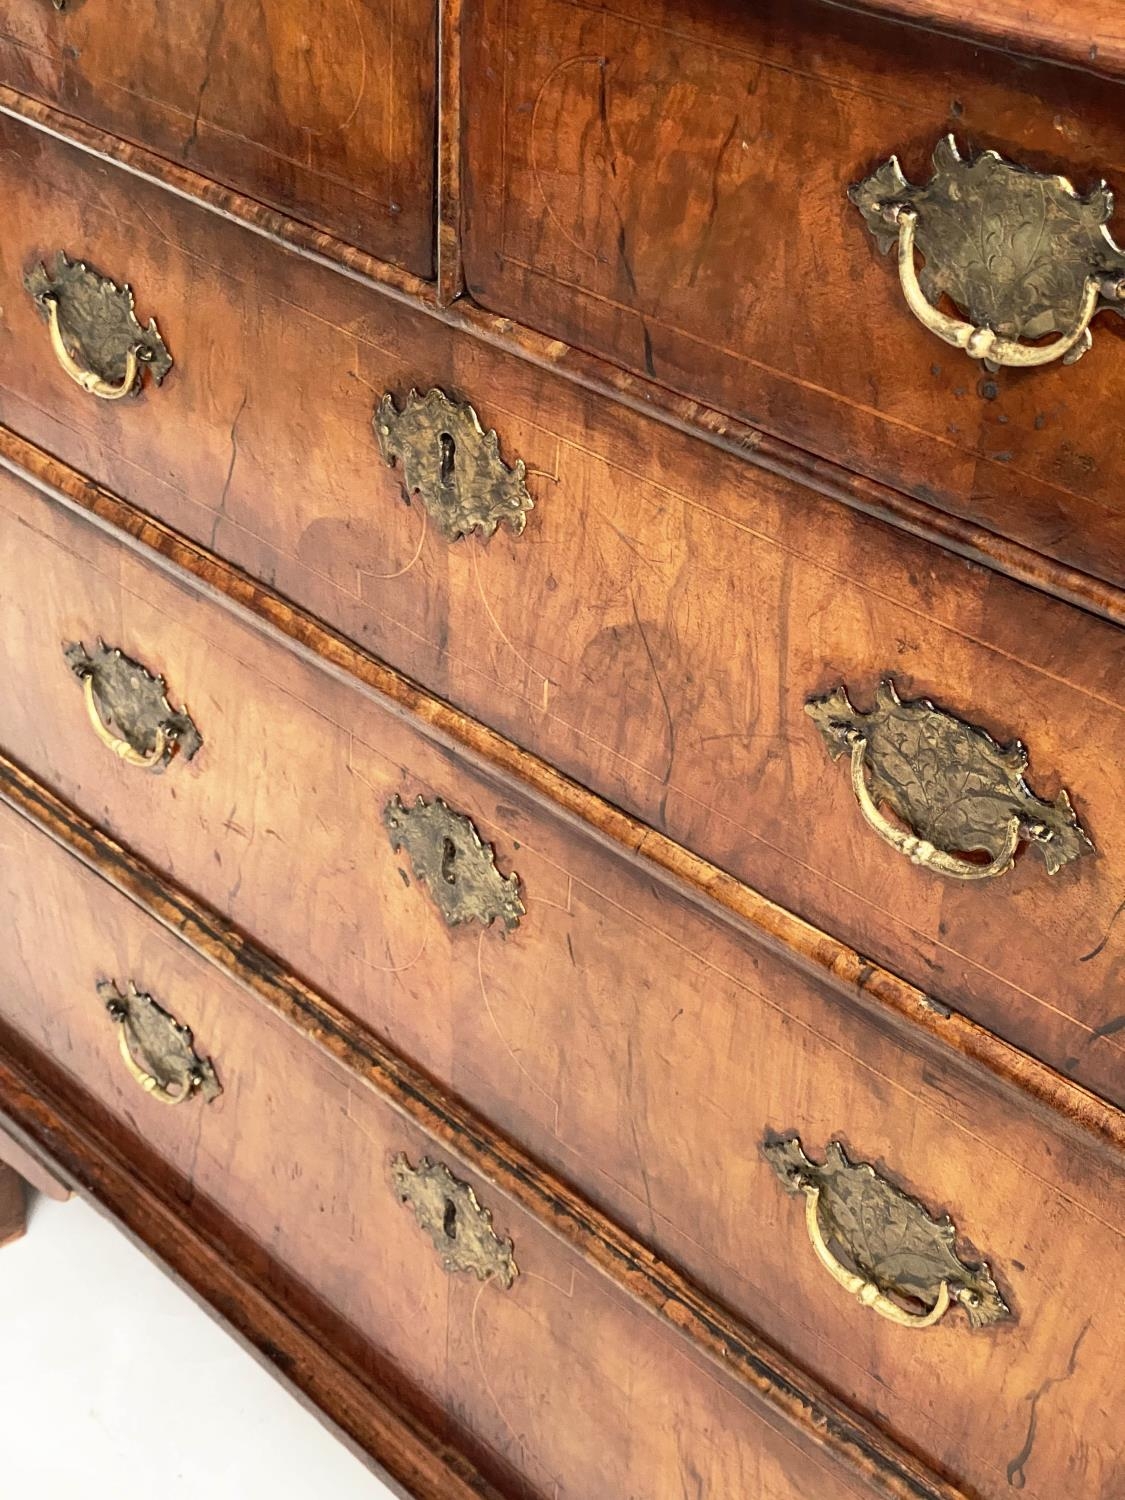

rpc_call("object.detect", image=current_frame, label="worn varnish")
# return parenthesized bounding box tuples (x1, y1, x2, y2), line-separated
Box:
(0, 0, 436, 275)
(1, 120, 1124, 1106)
(461, 0, 1125, 587)
(0, 798, 932, 1500)
(2, 467, 1124, 1498)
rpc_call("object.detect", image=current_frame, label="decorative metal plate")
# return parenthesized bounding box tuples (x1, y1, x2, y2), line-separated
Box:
(99, 980, 222, 1105)
(25, 252, 172, 392)
(851, 136, 1125, 367)
(374, 387, 533, 542)
(806, 678, 1092, 878)
(384, 794, 525, 930)
(65, 640, 201, 770)
(391, 1154, 517, 1287)
(764, 1135, 1010, 1328)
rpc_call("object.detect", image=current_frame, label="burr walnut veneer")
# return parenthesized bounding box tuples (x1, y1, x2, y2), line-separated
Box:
(1, 2, 1123, 1497)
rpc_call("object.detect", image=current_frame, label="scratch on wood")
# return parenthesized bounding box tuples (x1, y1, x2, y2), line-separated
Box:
(1079, 897, 1125, 962)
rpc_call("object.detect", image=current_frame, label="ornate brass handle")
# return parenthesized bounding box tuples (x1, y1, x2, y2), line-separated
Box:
(806, 678, 1093, 881)
(764, 1135, 1010, 1330)
(42, 293, 140, 400)
(65, 641, 202, 773)
(852, 136, 1125, 370)
(803, 1188, 951, 1328)
(375, 388, 533, 541)
(99, 981, 221, 1106)
(25, 252, 172, 399)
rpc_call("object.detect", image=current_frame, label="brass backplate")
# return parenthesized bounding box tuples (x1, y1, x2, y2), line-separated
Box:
(99, 980, 222, 1104)
(25, 251, 172, 391)
(375, 387, 533, 542)
(391, 1154, 517, 1287)
(65, 639, 202, 769)
(384, 794, 525, 930)
(764, 1135, 1010, 1328)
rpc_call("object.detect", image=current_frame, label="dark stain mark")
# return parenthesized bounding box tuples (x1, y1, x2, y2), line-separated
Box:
(565, 933, 576, 966)
(1090, 1014, 1125, 1042)
(398, 867, 410, 887)
(1079, 898, 1125, 962)
(641, 322, 656, 378)
(1006, 1320, 1091, 1489)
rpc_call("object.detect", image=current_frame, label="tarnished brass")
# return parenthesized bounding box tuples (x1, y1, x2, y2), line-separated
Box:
(374, 387, 533, 541)
(851, 136, 1125, 369)
(25, 252, 172, 399)
(764, 1135, 1010, 1330)
(391, 1154, 517, 1287)
(384, 794, 525, 930)
(806, 678, 1092, 881)
(99, 981, 221, 1106)
(65, 640, 201, 772)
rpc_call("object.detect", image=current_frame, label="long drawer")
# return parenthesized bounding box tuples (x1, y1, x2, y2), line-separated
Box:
(0, 0, 436, 275)
(461, 0, 1125, 588)
(3, 461, 1124, 1499)
(1, 112, 1124, 1108)
(0, 797, 896, 1500)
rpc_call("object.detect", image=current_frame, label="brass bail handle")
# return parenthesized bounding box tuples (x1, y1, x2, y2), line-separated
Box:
(82, 673, 168, 769)
(109, 1012, 196, 1105)
(892, 207, 1103, 370)
(40, 293, 140, 401)
(845, 728, 1021, 881)
(802, 1186, 951, 1329)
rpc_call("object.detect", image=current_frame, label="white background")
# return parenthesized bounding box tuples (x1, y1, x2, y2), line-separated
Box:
(0, 1192, 397, 1498)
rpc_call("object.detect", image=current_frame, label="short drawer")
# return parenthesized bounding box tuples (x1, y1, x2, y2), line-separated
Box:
(0, 801, 888, 1500)
(0, 112, 1123, 1116)
(461, 0, 1125, 588)
(2, 467, 1125, 1499)
(0, 0, 436, 274)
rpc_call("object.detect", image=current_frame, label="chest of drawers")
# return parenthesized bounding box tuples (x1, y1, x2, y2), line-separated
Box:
(0, 3, 1123, 1497)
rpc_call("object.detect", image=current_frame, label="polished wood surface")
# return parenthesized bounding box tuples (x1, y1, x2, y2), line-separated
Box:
(0, 0, 436, 275)
(0, 1162, 27, 1248)
(2, 465, 1124, 1497)
(0, 122, 1122, 1107)
(461, 0, 1125, 588)
(0, 795, 931, 1500)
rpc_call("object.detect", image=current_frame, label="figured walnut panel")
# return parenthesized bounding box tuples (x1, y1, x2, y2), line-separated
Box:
(460, 0, 1125, 588)
(0, 802, 883, 1500)
(0, 0, 436, 275)
(1, 467, 1123, 1497)
(0, 125, 1122, 1113)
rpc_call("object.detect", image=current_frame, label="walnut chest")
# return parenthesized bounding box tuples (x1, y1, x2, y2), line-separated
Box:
(0, 2, 1122, 1497)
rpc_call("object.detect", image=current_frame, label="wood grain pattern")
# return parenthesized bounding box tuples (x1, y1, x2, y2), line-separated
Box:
(3, 86, 1124, 636)
(0, 788, 965, 1500)
(0, 0, 436, 275)
(1, 116, 1123, 1107)
(7, 425, 1124, 1171)
(461, 0, 1125, 588)
(2, 468, 1125, 1496)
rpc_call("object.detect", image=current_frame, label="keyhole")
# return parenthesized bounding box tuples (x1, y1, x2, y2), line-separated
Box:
(441, 835, 458, 885)
(443, 1197, 458, 1240)
(439, 431, 456, 485)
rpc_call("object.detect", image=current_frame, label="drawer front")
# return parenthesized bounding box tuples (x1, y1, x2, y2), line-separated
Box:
(0, 801, 887, 1500)
(461, 0, 1125, 588)
(3, 470, 1125, 1499)
(2, 113, 1124, 1111)
(0, 0, 436, 275)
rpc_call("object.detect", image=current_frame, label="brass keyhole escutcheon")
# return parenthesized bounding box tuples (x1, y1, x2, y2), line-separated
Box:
(384, 795, 525, 930)
(391, 1155, 517, 1287)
